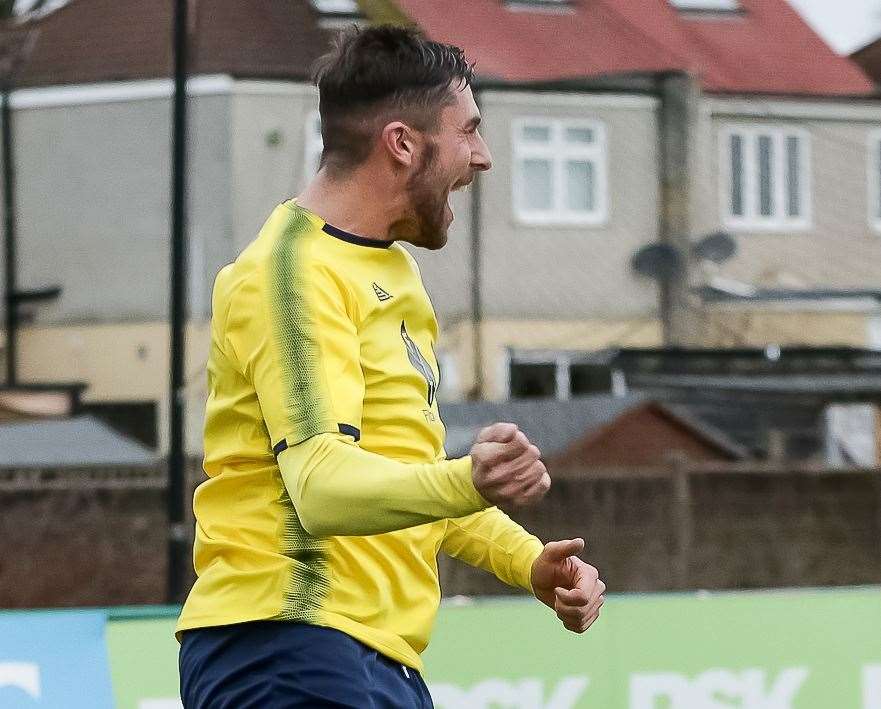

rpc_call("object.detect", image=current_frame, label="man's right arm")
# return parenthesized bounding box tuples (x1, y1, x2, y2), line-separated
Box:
(278, 433, 484, 537)
(279, 423, 550, 538)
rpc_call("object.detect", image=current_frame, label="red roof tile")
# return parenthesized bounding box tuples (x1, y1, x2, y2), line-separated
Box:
(2, 0, 872, 97)
(392, 0, 875, 96)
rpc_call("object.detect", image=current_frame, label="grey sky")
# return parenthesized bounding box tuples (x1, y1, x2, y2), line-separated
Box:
(786, 0, 881, 54)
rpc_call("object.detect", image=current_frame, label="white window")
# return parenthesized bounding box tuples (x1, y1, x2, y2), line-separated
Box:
(512, 118, 608, 226)
(670, 0, 740, 11)
(721, 126, 810, 231)
(309, 0, 359, 15)
(303, 110, 323, 184)
(505, 0, 574, 13)
(868, 130, 881, 232)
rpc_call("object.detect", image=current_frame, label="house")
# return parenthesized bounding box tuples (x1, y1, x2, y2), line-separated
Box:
(0, 0, 878, 453)
(388, 0, 881, 402)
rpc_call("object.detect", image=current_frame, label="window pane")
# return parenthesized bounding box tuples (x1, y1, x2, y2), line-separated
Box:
(510, 363, 556, 398)
(565, 160, 595, 212)
(758, 135, 773, 217)
(565, 127, 594, 144)
(730, 134, 744, 216)
(521, 158, 553, 210)
(785, 135, 800, 218)
(522, 125, 551, 142)
(570, 364, 612, 395)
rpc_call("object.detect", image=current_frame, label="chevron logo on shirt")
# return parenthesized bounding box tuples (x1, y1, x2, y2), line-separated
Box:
(373, 282, 393, 302)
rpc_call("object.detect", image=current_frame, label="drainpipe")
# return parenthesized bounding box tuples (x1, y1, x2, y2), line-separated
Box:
(657, 71, 700, 345)
(469, 88, 484, 399)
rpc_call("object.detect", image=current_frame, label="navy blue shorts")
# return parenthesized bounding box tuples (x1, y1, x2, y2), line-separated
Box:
(179, 621, 433, 708)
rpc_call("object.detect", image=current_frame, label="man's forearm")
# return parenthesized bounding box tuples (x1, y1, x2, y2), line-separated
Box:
(441, 507, 544, 592)
(278, 432, 489, 537)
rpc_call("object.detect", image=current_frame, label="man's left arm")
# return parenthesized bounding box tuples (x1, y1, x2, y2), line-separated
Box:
(441, 510, 606, 634)
(441, 507, 544, 592)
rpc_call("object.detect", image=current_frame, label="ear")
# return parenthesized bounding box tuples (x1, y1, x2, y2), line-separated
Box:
(381, 121, 416, 167)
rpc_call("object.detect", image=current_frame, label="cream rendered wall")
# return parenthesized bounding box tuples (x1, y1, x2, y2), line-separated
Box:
(697, 98, 881, 292)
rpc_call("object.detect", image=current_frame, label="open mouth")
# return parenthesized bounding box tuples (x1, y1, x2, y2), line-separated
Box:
(452, 175, 474, 191)
(446, 175, 474, 222)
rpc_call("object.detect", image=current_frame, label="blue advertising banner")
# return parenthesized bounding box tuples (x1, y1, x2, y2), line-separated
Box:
(0, 610, 114, 709)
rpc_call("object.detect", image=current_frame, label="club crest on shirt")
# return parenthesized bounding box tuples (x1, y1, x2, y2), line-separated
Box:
(401, 321, 437, 407)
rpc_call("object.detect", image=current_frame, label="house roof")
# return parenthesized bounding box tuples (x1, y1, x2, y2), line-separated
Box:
(2, 0, 871, 96)
(440, 394, 747, 462)
(391, 0, 874, 96)
(0, 415, 156, 467)
(1, 0, 335, 88)
(441, 395, 646, 458)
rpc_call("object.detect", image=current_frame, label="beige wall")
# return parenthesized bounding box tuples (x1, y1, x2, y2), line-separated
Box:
(700, 304, 881, 349)
(17, 321, 210, 453)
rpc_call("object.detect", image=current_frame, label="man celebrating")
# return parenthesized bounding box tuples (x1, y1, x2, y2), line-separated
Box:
(177, 25, 605, 708)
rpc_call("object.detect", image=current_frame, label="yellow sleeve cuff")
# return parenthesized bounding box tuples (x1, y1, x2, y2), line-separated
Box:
(510, 536, 545, 594)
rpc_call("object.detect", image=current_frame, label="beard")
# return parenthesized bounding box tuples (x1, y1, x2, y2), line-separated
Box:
(391, 140, 450, 250)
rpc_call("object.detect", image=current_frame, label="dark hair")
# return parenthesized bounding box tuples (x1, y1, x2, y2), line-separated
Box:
(311, 25, 474, 175)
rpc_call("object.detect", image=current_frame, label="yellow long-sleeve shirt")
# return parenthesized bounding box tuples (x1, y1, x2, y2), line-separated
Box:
(176, 201, 544, 670)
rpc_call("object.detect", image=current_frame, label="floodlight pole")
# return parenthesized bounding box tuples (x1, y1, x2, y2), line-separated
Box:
(167, 0, 189, 604)
(2, 82, 16, 385)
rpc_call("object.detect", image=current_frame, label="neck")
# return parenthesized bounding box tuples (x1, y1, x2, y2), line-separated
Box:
(297, 168, 407, 244)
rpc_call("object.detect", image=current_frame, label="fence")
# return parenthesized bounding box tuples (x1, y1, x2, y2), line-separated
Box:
(2, 462, 881, 608)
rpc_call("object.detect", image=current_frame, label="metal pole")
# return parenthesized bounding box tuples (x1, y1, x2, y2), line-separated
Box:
(2, 84, 16, 385)
(469, 89, 484, 399)
(167, 0, 189, 603)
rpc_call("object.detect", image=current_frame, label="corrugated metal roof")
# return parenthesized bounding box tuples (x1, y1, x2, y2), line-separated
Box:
(0, 415, 157, 467)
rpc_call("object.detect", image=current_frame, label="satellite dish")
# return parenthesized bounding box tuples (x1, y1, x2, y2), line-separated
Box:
(631, 243, 682, 280)
(692, 231, 736, 263)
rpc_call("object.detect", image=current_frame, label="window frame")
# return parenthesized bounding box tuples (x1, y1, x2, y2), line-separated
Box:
(504, 349, 628, 400)
(719, 125, 811, 232)
(867, 129, 881, 233)
(512, 116, 609, 227)
(669, 0, 740, 11)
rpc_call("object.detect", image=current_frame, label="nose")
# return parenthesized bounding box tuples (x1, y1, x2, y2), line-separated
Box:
(471, 130, 493, 173)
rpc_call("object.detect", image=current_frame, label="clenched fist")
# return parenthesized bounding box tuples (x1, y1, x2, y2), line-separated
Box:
(470, 422, 551, 508)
